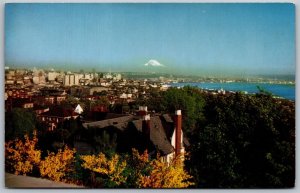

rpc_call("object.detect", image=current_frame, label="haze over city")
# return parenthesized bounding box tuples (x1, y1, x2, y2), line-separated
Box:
(5, 3, 295, 77)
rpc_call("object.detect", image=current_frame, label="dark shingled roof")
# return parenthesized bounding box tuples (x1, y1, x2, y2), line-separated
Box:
(82, 113, 188, 156)
(132, 119, 143, 132)
(183, 136, 190, 147)
(162, 114, 173, 123)
(162, 114, 190, 147)
(149, 116, 174, 155)
(131, 116, 174, 155)
(40, 106, 77, 118)
(82, 115, 134, 131)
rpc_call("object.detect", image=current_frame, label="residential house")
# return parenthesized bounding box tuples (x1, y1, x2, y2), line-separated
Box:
(38, 106, 79, 131)
(5, 98, 34, 111)
(80, 106, 188, 163)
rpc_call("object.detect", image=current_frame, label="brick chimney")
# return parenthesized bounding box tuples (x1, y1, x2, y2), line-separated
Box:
(138, 106, 148, 116)
(175, 110, 182, 156)
(142, 114, 151, 141)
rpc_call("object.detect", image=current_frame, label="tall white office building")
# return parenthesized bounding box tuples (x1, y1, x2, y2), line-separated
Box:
(64, 74, 80, 86)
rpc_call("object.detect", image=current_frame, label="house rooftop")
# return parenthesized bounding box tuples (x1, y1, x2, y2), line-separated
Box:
(132, 116, 174, 155)
(83, 113, 179, 156)
(40, 106, 78, 118)
(83, 114, 134, 131)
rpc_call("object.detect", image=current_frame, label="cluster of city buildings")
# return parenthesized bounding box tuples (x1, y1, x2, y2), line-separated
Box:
(5, 67, 186, 163)
(5, 67, 166, 99)
(4, 67, 168, 119)
(5, 67, 123, 86)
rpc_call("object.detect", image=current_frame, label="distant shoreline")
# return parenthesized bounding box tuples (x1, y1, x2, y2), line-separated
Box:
(168, 82, 295, 101)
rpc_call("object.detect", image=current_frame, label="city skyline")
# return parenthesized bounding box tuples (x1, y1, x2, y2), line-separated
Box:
(5, 3, 295, 76)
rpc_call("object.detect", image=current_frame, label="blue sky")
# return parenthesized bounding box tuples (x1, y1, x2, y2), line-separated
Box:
(5, 3, 295, 76)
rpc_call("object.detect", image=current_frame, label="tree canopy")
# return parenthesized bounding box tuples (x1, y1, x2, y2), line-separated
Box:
(186, 92, 295, 188)
(5, 108, 37, 140)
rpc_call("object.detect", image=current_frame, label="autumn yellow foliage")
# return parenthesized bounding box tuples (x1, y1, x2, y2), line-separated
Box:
(5, 134, 41, 176)
(138, 154, 194, 188)
(81, 153, 127, 186)
(132, 148, 149, 166)
(5, 134, 194, 188)
(130, 149, 150, 179)
(81, 149, 194, 188)
(39, 146, 75, 182)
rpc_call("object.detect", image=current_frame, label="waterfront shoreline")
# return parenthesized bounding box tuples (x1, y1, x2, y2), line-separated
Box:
(168, 82, 295, 101)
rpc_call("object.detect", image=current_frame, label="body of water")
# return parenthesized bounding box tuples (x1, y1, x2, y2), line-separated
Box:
(168, 82, 295, 101)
